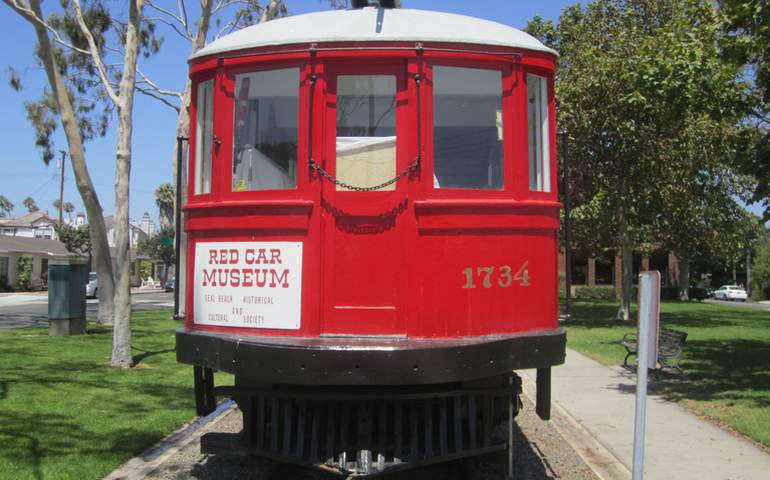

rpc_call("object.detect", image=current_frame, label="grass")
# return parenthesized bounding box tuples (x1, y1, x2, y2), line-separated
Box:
(0, 310, 215, 480)
(565, 299, 770, 449)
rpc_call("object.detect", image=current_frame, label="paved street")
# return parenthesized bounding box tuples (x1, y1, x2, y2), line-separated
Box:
(0, 290, 174, 328)
(704, 298, 770, 310)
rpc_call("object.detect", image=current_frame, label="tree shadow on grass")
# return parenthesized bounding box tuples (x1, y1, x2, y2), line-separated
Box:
(611, 338, 770, 410)
(132, 346, 176, 364)
(653, 338, 770, 408)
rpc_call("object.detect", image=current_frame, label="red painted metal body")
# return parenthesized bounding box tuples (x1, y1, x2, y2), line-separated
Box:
(183, 41, 559, 341)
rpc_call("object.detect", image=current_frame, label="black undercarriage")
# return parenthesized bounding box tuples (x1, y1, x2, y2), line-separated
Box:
(177, 329, 565, 478)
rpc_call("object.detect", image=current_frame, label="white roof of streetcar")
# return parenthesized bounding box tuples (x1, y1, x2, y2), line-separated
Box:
(192, 7, 557, 60)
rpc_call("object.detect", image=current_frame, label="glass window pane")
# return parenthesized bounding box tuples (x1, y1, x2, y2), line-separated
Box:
(233, 68, 299, 191)
(195, 79, 213, 195)
(528, 74, 551, 192)
(433, 66, 504, 190)
(336, 75, 397, 191)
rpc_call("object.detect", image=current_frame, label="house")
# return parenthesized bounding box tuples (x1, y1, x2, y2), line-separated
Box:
(0, 211, 58, 240)
(0, 236, 74, 290)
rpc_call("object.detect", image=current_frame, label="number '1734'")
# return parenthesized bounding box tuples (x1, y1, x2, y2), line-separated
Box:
(462, 262, 530, 289)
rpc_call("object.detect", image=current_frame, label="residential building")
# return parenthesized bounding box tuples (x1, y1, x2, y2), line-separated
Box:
(0, 211, 58, 240)
(0, 236, 73, 290)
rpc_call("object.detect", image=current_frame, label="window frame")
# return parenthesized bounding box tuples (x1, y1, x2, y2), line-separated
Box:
(526, 72, 551, 193)
(230, 66, 303, 194)
(189, 74, 217, 202)
(424, 59, 515, 199)
(522, 67, 557, 200)
(218, 61, 309, 202)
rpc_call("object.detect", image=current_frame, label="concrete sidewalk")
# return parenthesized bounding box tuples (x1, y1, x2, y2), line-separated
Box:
(525, 349, 770, 480)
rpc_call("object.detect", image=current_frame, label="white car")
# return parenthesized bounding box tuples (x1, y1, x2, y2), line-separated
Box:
(713, 285, 747, 301)
(85, 272, 98, 298)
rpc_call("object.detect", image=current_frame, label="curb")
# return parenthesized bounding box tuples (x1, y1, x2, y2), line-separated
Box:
(520, 374, 631, 480)
(103, 400, 236, 480)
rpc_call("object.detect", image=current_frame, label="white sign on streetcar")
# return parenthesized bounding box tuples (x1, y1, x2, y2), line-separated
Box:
(193, 241, 303, 330)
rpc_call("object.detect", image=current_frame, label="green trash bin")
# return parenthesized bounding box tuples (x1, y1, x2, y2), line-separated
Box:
(48, 259, 88, 336)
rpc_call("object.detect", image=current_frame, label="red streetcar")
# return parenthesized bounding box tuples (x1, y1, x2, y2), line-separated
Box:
(177, 2, 564, 476)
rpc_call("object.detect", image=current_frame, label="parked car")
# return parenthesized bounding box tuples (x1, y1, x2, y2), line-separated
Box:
(85, 272, 98, 298)
(164, 277, 175, 292)
(713, 285, 747, 301)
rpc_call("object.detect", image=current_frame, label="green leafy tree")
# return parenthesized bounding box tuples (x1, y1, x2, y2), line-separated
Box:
(721, 0, 770, 220)
(137, 225, 175, 285)
(54, 222, 91, 256)
(16, 256, 33, 290)
(0, 195, 13, 217)
(528, 0, 750, 319)
(753, 230, 770, 299)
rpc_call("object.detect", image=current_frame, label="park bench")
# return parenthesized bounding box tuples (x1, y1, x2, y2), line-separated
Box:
(622, 328, 688, 377)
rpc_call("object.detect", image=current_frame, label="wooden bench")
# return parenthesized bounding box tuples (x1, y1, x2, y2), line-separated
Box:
(622, 328, 688, 376)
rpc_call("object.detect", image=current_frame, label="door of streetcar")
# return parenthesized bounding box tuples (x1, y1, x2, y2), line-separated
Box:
(320, 64, 410, 336)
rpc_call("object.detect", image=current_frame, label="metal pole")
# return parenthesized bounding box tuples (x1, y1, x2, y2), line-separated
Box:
(173, 136, 187, 321)
(58, 150, 66, 225)
(562, 132, 573, 321)
(746, 250, 752, 298)
(508, 375, 514, 480)
(633, 272, 659, 480)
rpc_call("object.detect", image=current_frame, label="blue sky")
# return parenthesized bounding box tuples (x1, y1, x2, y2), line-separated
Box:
(1, 0, 762, 223)
(0, 0, 570, 223)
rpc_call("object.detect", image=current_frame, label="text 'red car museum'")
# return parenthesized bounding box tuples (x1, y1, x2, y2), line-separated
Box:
(176, 2, 565, 477)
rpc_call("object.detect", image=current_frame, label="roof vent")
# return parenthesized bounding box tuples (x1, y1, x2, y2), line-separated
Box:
(352, 1, 398, 9)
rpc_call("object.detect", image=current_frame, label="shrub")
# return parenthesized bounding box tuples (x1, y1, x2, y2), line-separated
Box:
(16, 256, 33, 291)
(688, 287, 708, 301)
(574, 285, 616, 300)
(661, 286, 679, 300)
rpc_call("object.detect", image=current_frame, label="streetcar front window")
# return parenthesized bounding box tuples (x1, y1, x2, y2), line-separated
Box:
(232, 68, 299, 192)
(336, 75, 397, 191)
(433, 66, 504, 190)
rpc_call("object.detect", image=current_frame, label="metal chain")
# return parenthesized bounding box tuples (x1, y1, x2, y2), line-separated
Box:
(309, 157, 420, 192)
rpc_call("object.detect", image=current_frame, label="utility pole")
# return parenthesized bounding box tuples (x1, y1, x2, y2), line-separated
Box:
(58, 150, 66, 225)
(561, 131, 573, 322)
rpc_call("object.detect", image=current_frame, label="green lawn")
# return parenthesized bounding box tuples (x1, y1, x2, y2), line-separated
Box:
(0, 310, 207, 480)
(565, 300, 770, 449)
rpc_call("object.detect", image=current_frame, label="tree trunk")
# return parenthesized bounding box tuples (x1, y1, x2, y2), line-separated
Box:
(616, 211, 633, 321)
(18, 0, 116, 324)
(110, 0, 145, 369)
(678, 257, 690, 301)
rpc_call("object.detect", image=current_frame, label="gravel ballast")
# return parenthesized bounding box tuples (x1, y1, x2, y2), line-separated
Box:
(142, 393, 601, 480)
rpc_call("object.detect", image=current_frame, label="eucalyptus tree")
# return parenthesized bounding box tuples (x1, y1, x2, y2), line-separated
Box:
(5, 0, 155, 367)
(69, 0, 148, 368)
(3, 0, 116, 327)
(528, 0, 749, 319)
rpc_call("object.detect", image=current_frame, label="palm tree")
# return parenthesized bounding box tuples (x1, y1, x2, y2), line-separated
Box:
(64, 201, 75, 220)
(22, 196, 38, 213)
(154, 183, 175, 229)
(0, 195, 14, 217)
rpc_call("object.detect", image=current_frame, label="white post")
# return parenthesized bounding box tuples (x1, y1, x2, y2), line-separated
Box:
(633, 271, 660, 480)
